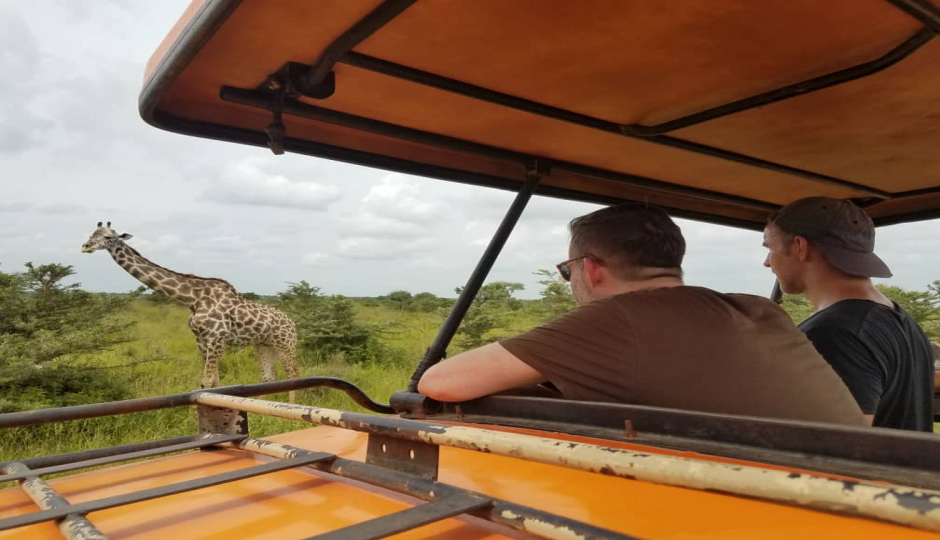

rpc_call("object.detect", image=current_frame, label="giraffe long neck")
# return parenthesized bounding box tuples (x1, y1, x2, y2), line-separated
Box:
(106, 241, 213, 307)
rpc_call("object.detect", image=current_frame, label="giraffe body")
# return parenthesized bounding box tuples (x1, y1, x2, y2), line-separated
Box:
(82, 222, 300, 400)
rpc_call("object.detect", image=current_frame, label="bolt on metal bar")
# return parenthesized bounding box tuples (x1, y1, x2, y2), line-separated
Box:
(0, 453, 336, 532)
(888, 0, 940, 33)
(618, 28, 935, 135)
(2, 463, 105, 540)
(228, 437, 636, 540)
(0, 434, 245, 483)
(308, 493, 493, 540)
(197, 393, 940, 532)
(407, 171, 541, 391)
(338, 52, 890, 198)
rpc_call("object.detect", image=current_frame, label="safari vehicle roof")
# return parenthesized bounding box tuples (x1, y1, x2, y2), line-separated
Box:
(141, 0, 940, 230)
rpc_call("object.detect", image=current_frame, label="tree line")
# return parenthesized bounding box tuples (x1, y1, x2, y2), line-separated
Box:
(1, 261, 936, 412)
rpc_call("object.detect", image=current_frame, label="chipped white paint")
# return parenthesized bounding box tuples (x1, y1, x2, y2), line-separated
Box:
(196, 393, 940, 532)
(522, 517, 587, 540)
(4, 463, 106, 540)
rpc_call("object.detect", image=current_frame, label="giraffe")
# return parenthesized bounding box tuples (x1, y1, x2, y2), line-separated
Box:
(81, 222, 300, 402)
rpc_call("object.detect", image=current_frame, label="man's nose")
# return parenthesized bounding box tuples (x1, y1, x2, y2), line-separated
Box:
(763, 253, 771, 268)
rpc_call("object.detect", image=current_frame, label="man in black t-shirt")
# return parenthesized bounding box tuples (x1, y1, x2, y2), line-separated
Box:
(763, 197, 934, 431)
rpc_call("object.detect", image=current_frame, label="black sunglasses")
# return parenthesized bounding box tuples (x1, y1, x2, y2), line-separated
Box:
(556, 255, 603, 281)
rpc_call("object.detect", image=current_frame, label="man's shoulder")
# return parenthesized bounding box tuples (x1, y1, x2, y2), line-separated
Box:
(799, 300, 886, 335)
(611, 286, 777, 305)
(605, 286, 789, 324)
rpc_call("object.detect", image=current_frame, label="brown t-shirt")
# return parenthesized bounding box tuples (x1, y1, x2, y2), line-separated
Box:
(500, 286, 866, 426)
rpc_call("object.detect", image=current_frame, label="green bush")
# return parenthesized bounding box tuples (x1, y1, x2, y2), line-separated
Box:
(276, 281, 389, 364)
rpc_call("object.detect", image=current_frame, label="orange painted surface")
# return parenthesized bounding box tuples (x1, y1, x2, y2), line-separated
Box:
(1, 423, 937, 539)
(143, 0, 206, 84)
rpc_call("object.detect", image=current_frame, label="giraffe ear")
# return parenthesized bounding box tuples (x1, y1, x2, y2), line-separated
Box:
(119, 233, 133, 241)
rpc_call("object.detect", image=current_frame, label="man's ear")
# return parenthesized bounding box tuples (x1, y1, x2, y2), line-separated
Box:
(582, 257, 606, 287)
(119, 233, 133, 241)
(794, 236, 811, 262)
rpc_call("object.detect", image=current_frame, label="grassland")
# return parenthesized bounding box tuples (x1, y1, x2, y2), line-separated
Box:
(0, 300, 444, 462)
(1, 298, 936, 465)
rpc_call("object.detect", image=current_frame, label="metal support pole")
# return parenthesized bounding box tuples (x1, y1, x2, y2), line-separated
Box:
(407, 166, 544, 391)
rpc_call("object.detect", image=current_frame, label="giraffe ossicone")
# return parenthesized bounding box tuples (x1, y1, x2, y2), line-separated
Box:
(82, 222, 300, 402)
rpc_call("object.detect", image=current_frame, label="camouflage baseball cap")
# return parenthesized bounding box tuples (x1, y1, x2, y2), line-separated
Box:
(770, 197, 892, 278)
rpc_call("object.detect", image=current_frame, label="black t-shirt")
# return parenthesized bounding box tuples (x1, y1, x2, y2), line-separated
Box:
(799, 299, 935, 431)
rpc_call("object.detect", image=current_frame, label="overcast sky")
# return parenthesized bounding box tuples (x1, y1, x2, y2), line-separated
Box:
(2, 1, 937, 300)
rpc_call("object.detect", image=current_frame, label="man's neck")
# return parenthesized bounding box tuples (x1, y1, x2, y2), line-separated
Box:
(611, 276, 684, 295)
(805, 272, 891, 312)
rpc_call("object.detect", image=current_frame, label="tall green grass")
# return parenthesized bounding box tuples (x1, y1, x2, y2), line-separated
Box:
(0, 301, 441, 462)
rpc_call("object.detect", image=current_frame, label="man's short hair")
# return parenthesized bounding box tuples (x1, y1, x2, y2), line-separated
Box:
(569, 203, 685, 280)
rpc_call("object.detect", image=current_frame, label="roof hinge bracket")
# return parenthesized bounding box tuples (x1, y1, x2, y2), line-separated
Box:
(525, 159, 550, 179)
(264, 85, 286, 155)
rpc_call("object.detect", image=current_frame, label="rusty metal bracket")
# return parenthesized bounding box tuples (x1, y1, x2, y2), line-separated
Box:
(525, 158, 550, 179)
(366, 434, 439, 480)
(264, 86, 287, 155)
(196, 403, 248, 436)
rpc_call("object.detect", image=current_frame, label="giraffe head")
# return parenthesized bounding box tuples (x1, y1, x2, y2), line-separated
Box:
(81, 221, 133, 253)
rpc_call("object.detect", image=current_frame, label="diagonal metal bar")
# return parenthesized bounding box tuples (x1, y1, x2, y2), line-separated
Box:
(0, 434, 245, 483)
(618, 28, 935, 135)
(888, 0, 940, 33)
(303, 0, 416, 89)
(0, 452, 335, 532)
(408, 171, 541, 391)
(338, 52, 890, 198)
(308, 494, 493, 540)
(4, 463, 105, 540)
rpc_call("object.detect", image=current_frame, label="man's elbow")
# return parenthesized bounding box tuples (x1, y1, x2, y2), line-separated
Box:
(417, 367, 465, 402)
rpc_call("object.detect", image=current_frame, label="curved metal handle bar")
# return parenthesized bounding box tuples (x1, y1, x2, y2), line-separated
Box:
(0, 377, 393, 429)
(202, 377, 395, 414)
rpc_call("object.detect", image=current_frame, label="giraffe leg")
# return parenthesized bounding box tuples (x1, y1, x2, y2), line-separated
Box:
(257, 345, 277, 383)
(275, 343, 299, 404)
(198, 338, 224, 390)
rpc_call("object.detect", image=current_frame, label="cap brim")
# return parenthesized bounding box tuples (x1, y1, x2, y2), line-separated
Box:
(816, 243, 892, 278)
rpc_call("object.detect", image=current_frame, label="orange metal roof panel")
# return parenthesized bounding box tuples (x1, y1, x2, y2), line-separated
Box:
(1, 425, 937, 539)
(140, 0, 940, 228)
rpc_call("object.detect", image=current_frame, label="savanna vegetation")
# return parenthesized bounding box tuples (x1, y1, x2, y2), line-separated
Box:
(0, 262, 937, 462)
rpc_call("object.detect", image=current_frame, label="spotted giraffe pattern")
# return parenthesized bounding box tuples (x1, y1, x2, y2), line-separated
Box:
(82, 223, 300, 400)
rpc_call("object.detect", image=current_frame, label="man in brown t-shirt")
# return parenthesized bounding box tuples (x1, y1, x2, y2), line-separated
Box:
(418, 204, 866, 426)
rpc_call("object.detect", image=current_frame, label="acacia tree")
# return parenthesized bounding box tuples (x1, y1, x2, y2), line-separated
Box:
(878, 282, 940, 339)
(276, 281, 384, 363)
(454, 281, 524, 349)
(533, 269, 577, 321)
(0, 263, 135, 411)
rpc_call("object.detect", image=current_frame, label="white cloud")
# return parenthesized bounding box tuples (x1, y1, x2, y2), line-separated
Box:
(340, 213, 426, 239)
(337, 236, 435, 260)
(302, 252, 331, 265)
(199, 158, 342, 210)
(361, 174, 442, 223)
(2, 0, 938, 301)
